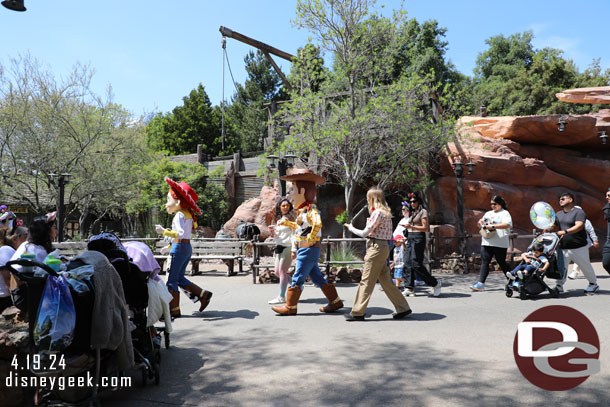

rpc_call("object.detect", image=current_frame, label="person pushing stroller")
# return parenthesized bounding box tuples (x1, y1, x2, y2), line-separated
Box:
(506, 243, 550, 283)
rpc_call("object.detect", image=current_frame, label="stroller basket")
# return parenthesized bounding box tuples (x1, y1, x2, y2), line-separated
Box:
(6, 259, 95, 354)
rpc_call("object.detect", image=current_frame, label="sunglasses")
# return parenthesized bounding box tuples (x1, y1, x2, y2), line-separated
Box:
(409, 200, 418, 203)
(490, 202, 498, 206)
(559, 197, 569, 201)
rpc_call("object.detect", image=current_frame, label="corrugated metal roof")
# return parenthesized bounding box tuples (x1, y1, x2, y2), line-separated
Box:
(235, 175, 265, 206)
(169, 154, 263, 174)
(169, 154, 199, 165)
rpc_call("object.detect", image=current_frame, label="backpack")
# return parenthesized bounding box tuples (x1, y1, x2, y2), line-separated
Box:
(236, 221, 260, 240)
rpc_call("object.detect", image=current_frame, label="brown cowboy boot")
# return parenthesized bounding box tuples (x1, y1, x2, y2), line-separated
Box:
(169, 289, 181, 318)
(272, 286, 302, 315)
(182, 283, 213, 312)
(319, 283, 343, 313)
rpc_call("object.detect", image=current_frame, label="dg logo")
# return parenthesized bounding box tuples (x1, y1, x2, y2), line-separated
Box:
(513, 305, 600, 390)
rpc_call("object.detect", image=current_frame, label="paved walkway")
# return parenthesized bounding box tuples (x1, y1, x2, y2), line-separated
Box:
(101, 262, 610, 407)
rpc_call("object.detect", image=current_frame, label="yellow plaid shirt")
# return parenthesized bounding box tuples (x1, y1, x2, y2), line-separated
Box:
(279, 202, 322, 248)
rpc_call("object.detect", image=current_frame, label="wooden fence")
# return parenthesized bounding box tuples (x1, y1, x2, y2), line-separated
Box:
(54, 231, 548, 284)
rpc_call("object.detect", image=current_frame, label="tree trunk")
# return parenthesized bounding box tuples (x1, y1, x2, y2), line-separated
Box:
(79, 210, 89, 238)
(343, 180, 357, 240)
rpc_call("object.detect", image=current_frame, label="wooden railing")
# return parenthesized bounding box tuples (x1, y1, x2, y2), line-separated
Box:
(250, 235, 366, 284)
(429, 229, 543, 270)
(53, 230, 548, 283)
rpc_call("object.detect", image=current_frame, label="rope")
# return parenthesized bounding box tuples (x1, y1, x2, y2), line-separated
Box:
(222, 36, 226, 150)
(222, 45, 267, 113)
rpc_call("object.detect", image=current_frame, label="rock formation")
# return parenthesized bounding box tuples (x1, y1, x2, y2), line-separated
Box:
(434, 110, 610, 257)
(556, 86, 610, 104)
(223, 185, 280, 240)
(222, 98, 610, 261)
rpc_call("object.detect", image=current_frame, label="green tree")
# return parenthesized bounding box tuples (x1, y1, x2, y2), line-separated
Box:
(471, 31, 610, 115)
(279, 0, 455, 226)
(145, 84, 224, 155)
(0, 54, 150, 236)
(290, 43, 327, 93)
(127, 158, 228, 230)
(226, 50, 288, 152)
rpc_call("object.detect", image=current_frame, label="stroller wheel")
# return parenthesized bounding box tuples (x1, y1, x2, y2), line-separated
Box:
(164, 331, 170, 349)
(550, 288, 560, 298)
(519, 290, 527, 300)
(154, 362, 161, 385)
(505, 289, 513, 298)
(141, 366, 148, 387)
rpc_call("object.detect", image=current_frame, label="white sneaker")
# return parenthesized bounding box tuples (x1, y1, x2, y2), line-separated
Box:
(568, 271, 579, 280)
(432, 280, 442, 297)
(268, 296, 286, 304)
(404, 288, 415, 297)
(506, 272, 515, 280)
(584, 283, 599, 294)
(517, 270, 525, 280)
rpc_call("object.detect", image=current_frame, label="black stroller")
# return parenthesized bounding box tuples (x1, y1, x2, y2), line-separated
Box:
(87, 235, 162, 386)
(7, 256, 121, 407)
(505, 233, 563, 300)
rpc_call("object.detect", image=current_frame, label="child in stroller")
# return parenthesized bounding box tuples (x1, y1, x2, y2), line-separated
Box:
(505, 233, 562, 299)
(506, 243, 550, 283)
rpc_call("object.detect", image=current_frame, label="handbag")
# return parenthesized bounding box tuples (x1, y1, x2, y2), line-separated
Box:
(480, 220, 497, 239)
(274, 245, 287, 255)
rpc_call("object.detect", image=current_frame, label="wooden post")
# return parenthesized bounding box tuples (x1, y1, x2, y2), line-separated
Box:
(233, 150, 243, 172)
(464, 231, 470, 274)
(252, 235, 259, 284)
(509, 232, 516, 268)
(325, 236, 331, 279)
(432, 227, 440, 268)
(197, 144, 206, 165)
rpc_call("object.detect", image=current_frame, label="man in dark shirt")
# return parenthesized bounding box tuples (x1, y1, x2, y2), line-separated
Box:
(551, 192, 599, 294)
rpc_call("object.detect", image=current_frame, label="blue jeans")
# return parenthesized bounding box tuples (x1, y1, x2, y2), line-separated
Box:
(167, 243, 192, 292)
(511, 264, 537, 277)
(290, 246, 328, 289)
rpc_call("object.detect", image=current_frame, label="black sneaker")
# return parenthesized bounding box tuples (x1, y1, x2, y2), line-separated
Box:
(392, 309, 412, 319)
(344, 313, 365, 321)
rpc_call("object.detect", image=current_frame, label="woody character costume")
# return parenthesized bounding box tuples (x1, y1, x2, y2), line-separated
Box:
(271, 169, 343, 315)
(156, 177, 212, 318)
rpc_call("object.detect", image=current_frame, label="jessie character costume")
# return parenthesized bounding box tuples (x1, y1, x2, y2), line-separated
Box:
(271, 169, 343, 316)
(156, 177, 212, 317)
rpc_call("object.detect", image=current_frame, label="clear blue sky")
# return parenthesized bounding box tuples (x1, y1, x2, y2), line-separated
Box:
(2, 0, 608, 117)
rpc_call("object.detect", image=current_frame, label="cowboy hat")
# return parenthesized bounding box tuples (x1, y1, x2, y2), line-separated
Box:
(280, 168, 325, 185)
(165, 177, 202, 215)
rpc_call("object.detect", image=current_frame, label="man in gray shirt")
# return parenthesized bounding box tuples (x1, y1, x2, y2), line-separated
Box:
(550, 192, 599, 293)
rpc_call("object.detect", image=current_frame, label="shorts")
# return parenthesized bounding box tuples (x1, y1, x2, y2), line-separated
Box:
(393, 267, 404, 279)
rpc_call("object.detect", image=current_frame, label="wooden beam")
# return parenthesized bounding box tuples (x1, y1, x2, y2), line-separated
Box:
(262, 51, 292, 91)
(219, 26, 295, 62)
